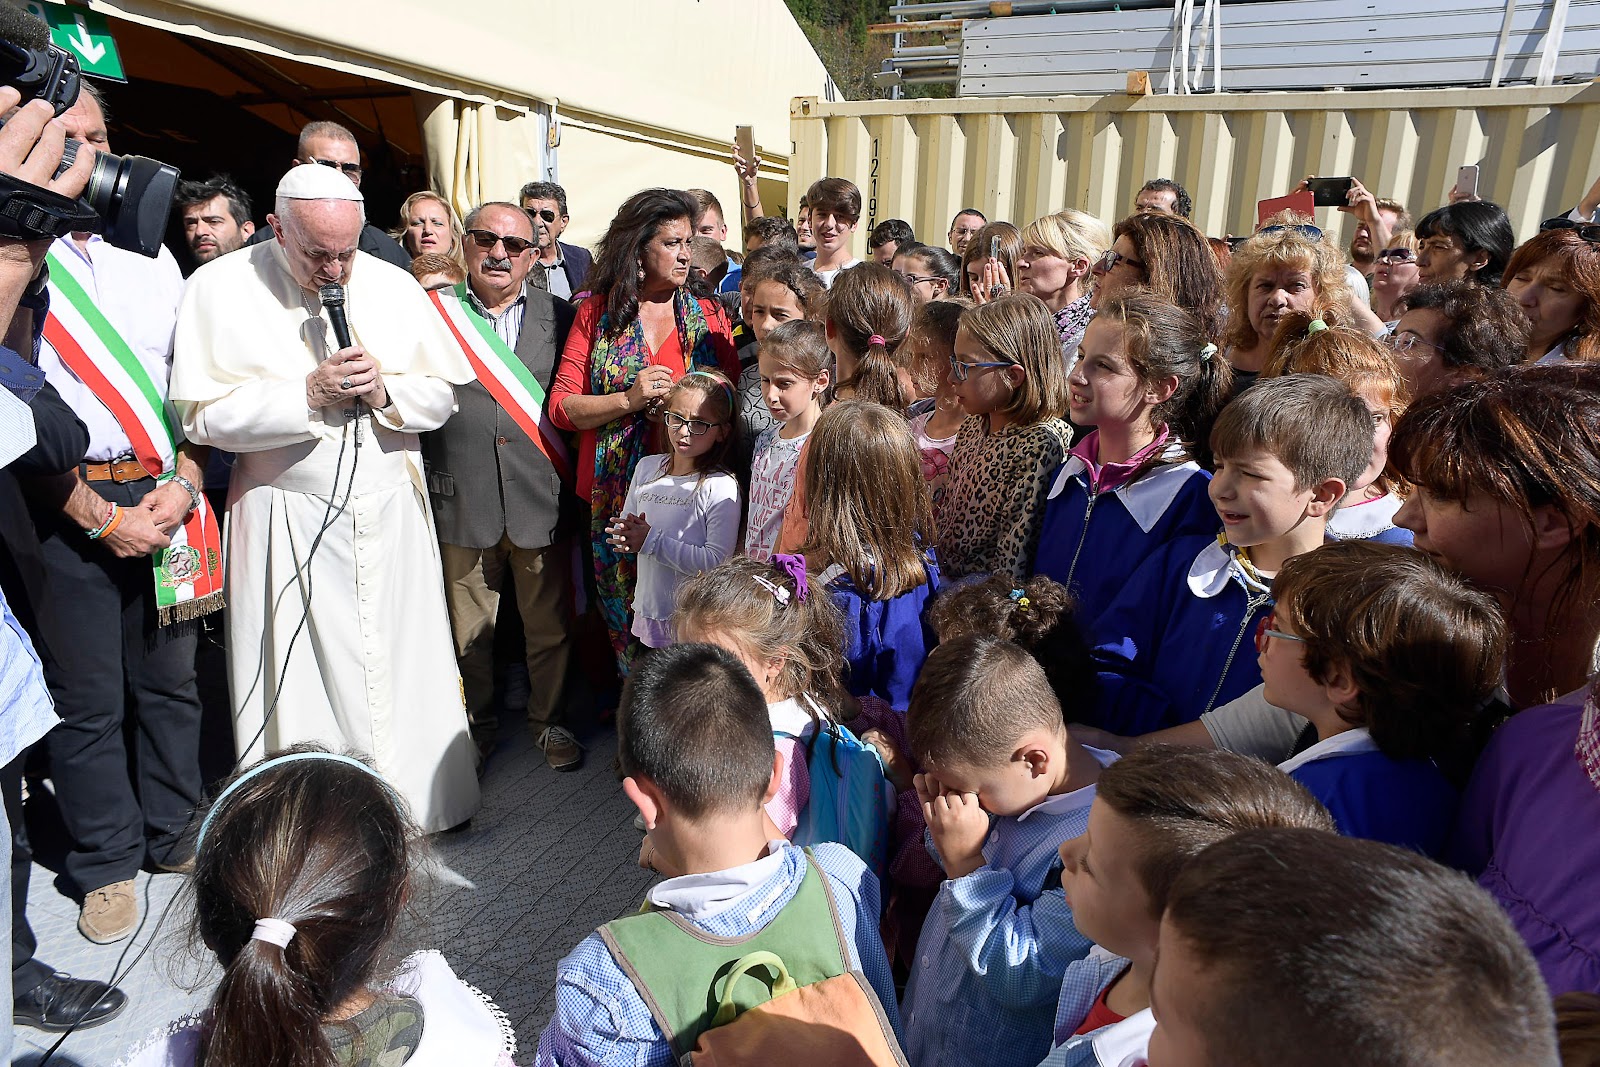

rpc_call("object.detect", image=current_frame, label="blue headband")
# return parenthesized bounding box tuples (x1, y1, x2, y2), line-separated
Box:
(194, 752, 398, 853)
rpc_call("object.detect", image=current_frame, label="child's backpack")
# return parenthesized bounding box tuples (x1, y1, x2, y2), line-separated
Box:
(775, 721, 896, 878)
(599, 849, 907, 1066)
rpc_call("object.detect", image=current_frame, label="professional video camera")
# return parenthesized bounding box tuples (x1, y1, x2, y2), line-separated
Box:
(0, 3, 177, 256)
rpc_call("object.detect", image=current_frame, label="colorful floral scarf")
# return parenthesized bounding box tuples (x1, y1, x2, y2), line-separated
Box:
(588, 289, 723, 669)
(1055, 292, 1096, 357)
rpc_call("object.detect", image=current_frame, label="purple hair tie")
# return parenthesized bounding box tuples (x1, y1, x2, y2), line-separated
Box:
(771, 553, 810, 604)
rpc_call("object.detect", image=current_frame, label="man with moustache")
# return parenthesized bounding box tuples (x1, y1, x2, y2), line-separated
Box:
(422, 202, 582, 770)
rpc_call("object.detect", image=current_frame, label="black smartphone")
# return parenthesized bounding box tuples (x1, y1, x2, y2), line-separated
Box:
(1306, 177, 1355, 208)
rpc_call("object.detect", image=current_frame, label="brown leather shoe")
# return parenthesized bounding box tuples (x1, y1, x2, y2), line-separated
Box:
(78, 880, 138, 944)
(536, 726, 584, 771)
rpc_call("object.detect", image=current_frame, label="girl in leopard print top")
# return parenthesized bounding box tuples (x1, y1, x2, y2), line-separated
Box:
(935, 295, 1074, 579)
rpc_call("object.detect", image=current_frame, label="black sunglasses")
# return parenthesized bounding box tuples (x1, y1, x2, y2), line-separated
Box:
(1540, 217, 1600, 244)
(306, 157, 363, 179)
(525, 207, 557, 224)
(465, 228, 536, 256)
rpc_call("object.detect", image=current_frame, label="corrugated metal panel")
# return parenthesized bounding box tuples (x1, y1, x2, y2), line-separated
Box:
(788, 85, 1600, 255)
(959, 0, 1600, 96)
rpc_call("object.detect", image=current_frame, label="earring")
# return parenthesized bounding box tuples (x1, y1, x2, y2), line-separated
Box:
(637, 264, 645, 281)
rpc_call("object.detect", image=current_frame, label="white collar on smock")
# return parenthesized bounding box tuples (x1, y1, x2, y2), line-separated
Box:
(1185, 538, 1242, 599)
(1016, 746, 1120, 822)
(1090, 1007, 1156, 1067)
(1277, 726, 1379, 774)
(1047, 446, 1203, 535)
(646, 839, 791, 921)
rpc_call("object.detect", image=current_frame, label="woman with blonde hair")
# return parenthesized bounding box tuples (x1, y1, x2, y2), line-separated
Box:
(392, 191, 464, 262)
(1221, 212, 1370, 389)
(1017, 208, 1113, 358)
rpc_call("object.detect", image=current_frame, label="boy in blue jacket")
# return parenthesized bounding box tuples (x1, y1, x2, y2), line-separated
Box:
(1089, 375, 1373, 734)
(1263, 540, 1505, 857)
(901, 634, 1117, 1067)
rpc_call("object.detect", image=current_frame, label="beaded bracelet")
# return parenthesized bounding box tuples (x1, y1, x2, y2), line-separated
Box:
(87, 502, 122, 540)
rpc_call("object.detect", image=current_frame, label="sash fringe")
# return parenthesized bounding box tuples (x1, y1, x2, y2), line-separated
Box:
(159, 591, 224, 627)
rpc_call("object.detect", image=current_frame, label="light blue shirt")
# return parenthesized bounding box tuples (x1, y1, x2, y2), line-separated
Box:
(0, 586, 58, 767)
(902, 753, 1115, 1067)
(534, 841, 900, 1066)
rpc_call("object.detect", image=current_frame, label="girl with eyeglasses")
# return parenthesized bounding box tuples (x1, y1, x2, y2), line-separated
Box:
(934, 295, 1074, 580)
(1503, 221, 1600, 365)
(609, 371, 741, 651)
(1369, 229, 1421, 324)
(891, 244, 960, 307)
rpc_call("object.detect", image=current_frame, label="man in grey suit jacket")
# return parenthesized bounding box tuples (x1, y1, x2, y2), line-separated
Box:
(423, 201, 581, 769)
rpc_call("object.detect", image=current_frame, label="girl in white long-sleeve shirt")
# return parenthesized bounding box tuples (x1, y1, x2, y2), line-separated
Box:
(610, 371, 742, 648)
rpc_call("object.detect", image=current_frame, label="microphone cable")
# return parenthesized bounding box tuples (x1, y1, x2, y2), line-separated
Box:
(36, 309, 370, 1065)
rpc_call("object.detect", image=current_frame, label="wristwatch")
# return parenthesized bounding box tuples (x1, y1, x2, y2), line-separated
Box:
(171, 474, 203, 513)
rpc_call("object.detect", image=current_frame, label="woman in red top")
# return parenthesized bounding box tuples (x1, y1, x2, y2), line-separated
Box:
(549, 188, 738, 668)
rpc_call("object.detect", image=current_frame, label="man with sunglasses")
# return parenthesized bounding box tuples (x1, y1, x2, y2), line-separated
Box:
(421, 201, 584, 771)
(520, 181, 591, 300)
(248, 121, 411, 270)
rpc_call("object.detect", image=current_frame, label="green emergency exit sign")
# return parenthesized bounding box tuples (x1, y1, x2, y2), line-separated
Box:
(21, 2, 125, 82)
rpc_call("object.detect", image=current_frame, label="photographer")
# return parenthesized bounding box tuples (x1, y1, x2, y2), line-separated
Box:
(0, 86, 127, 1038)
(27, 81, 206, 949)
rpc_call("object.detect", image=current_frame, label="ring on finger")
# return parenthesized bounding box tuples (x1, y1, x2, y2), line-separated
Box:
(340, 377, 352, 390)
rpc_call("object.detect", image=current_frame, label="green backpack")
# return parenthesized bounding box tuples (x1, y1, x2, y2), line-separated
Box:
(598, 849, 907, 1066)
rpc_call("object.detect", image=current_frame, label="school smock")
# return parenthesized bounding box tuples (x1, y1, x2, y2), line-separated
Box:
(1325, 491, 1414, 546)
(1034, 440, 1216, 625)
(534, 841, 900, 1067)
(1089, 536, 1273, 734)
(902, 747, 1118, 1067)
(1047, 946, 1128, 1048)
(1278, 728, 1458, 859)
(1450, 694, 1600, 996)
(125, 951, 517, 1067)
(820, 557, 941, 711)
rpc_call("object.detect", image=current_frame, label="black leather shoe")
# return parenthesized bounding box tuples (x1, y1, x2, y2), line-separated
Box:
(14, 972, 128, 1032)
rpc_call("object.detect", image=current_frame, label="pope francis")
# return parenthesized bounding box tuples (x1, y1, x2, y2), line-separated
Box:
(170, 165, 480, 831)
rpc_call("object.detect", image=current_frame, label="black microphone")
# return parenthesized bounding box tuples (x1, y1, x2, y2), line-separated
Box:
(318, 283, 362, 445)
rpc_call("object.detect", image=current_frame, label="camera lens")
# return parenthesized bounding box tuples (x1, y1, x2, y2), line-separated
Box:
(57, 138, 180, 258)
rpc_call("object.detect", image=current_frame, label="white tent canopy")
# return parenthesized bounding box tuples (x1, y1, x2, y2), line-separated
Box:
(91, 0, 832, 244)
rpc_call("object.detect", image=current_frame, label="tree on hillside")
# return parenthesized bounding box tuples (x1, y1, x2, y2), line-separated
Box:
(786, 0, 954, 100)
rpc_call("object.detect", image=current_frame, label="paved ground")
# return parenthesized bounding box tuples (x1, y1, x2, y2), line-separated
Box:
(12, 725, 653, 1066)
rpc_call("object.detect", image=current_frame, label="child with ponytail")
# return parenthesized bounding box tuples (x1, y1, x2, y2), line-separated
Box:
(1035, 295, 1233, 622)
(674, 556, 850, 838)
(128, 748, 515, 1067)
(824, 261, 914, 408)
(801, 400, 940, 710)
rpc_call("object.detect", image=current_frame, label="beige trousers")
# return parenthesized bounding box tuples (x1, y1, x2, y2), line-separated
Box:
(439, 537, 572, 734)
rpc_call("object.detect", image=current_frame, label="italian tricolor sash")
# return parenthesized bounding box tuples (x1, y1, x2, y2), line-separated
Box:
(427, 286, 571, 482)
(43, 249, 224, 625)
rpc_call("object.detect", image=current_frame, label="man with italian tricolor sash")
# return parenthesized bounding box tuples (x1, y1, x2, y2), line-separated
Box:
(28, 84, 208, 948)
(420, 200, 583, 772)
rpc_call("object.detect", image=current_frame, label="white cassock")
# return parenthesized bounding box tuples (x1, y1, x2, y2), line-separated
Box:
(169, 240, 480, 832)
